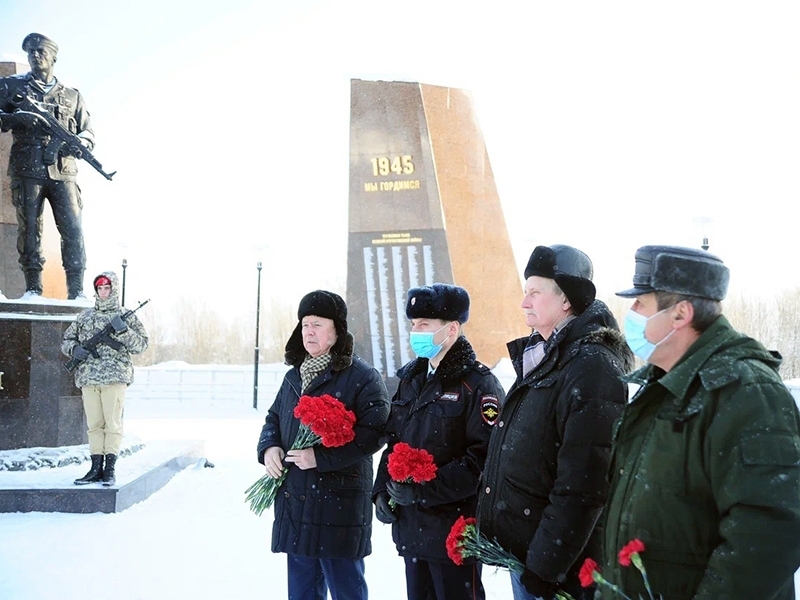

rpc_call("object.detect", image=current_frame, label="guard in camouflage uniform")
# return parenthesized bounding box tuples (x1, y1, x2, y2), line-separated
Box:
(62, 271, 148, 486)
(0, 33, 95, 298)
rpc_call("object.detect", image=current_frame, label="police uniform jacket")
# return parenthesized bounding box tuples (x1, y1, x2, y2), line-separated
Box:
(257, 333, 390, 560)
(373, 335, 505, 563)
(0, 73, 94, 181)
(476, 300, 632, 597)
(601, 315, 800, 600)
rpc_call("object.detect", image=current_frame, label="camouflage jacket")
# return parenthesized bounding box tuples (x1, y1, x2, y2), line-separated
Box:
(61, 271, 148, 387)
(0, 73, 94, 181)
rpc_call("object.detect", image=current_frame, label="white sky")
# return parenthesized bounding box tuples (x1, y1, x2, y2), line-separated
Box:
(1, 1, 799, 316)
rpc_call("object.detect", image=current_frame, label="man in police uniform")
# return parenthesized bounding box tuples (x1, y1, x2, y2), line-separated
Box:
(372, 283, 506, 600)
(0, 33, 95, 299)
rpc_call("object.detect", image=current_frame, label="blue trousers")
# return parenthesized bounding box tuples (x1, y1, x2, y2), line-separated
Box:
(287, 554, 367, 600)
(510, 571, 542, 600)
(404, 556, 485, 600)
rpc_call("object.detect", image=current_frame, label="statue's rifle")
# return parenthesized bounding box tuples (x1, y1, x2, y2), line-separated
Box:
(9, 92, 116, 181)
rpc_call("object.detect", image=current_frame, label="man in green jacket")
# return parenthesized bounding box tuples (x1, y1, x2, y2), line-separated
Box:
(601, 245, 800, 600)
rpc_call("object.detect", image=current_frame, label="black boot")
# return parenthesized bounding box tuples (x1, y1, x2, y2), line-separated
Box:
(23, 269, 43, 296)
(74, 455, 104, 485)
(101, 454, 117, 486)
(66, 270, 85, 300)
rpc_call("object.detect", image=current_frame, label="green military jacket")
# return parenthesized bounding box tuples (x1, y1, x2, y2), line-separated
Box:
(602, 316, 800, 600)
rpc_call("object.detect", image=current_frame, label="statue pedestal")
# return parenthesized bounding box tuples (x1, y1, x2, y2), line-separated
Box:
(0, 299, 87, 450)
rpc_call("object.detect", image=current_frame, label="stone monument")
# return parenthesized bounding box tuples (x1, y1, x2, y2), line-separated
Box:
(346, 79, 528, 383)
(0, 34, 100, 450)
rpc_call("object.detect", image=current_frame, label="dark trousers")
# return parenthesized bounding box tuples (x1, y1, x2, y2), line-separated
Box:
(286, 554, 367, 600)
(12, 177, 85, 274)
(404, 556, 485, 600)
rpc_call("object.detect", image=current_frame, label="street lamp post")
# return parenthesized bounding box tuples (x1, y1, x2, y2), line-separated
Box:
(253, 261, 263, 409)
(121, 258, 128, 307)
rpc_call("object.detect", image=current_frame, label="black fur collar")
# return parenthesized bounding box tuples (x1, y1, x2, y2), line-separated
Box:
(396, 335, 476, 385)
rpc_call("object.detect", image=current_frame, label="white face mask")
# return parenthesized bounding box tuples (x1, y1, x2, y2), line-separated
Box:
(623, 307, 676, 362)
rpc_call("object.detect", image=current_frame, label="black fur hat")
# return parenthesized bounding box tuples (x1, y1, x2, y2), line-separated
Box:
(524, 244, 596, 315)
(616, 245, 729, 301)
(406, 283, 470, 323)
(284, 290, 349, 364)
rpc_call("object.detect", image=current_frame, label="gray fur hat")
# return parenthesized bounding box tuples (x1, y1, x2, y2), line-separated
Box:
(616, 245, 729, 301)
(524, 244, 596, 315)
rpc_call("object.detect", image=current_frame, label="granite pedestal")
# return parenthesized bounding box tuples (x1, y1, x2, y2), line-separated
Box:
(0, 439, 206, 513)
(0, 299, 88, 450)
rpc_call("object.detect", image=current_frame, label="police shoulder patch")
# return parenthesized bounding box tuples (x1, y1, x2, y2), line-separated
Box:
(481, 395, 500, 425)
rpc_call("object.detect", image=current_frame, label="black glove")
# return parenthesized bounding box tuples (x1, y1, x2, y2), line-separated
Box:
(386, 480, 418, 506)
(72, 345, 91, 361)
(520, 569, 559, 600)
(374, 492, 397, 524)
(110, 315, 128, 334)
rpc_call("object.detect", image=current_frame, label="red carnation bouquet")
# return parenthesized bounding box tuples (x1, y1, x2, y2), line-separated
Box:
(446, 517, 575, 600)
(386, 442, 437, 507)
(578, 539, 661, 600)
(245, 394, 356, 516)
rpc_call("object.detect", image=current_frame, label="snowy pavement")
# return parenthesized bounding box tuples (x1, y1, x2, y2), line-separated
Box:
(0, 401, 514, 600)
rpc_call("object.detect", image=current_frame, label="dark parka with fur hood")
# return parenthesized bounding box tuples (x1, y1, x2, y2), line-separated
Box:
(257, 330, 390, 560)
(476, 300, 633, 598)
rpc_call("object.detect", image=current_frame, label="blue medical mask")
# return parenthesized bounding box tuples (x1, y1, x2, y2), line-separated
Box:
(409, 323, 450, 359)
(623, 307, 675, 362)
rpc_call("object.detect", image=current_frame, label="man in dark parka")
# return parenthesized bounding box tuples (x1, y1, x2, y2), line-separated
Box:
(476, 245, 632, 600)
(257, 290, 390, 600)
(372, 283, 506, 600)
(602, 245, 800, 600)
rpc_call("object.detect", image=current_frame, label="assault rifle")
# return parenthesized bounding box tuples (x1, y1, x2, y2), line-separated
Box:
(64, 299, 150, 372)
(9, 91, 116, 181)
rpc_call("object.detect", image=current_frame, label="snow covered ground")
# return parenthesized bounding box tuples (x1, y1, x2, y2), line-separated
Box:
(0, 399, 514, 600)
(2, 378, 800, 599)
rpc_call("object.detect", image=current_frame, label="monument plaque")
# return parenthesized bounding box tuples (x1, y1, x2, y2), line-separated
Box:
(346, 79, 527, 381)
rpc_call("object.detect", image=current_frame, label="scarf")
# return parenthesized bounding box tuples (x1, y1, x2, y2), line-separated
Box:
(299, 353, 332, 392)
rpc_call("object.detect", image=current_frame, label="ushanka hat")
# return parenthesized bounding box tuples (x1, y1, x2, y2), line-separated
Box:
(616, 245, 729, 301)
(524, 244, 596, 315)
(406, 283, 470, 324)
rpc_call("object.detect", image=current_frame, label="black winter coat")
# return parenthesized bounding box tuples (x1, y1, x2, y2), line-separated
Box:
(257, 333, 390, 559)
(476, 301, 633, 596)
(373, 336, 506, 562)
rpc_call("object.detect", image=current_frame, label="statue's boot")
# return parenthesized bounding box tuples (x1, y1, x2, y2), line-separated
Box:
(23, 269, 43, 295)
(66, 270, 85, 300)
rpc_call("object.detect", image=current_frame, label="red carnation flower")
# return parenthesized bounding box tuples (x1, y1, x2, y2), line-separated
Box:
(294, 394, 356, 448)
(445, 516, 476, 566)
(579, 558, 600, 588)
(246, 394, 356, 516)
(387, 442, 438, 483)
(618, 539, 646, 567)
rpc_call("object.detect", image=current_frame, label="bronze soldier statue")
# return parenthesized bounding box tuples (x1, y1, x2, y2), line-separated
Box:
(0, 33, 95, 299)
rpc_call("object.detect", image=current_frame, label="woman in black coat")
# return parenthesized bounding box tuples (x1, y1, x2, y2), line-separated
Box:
(257, 290, 390, 600)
